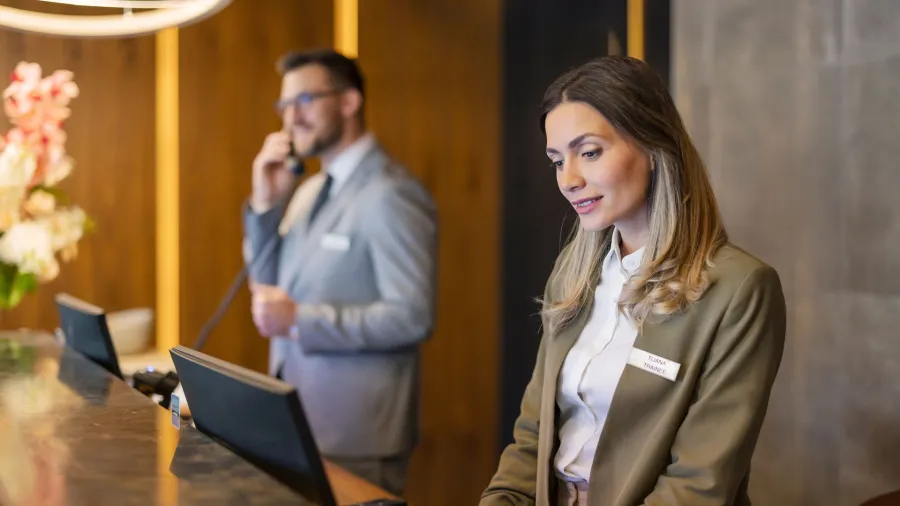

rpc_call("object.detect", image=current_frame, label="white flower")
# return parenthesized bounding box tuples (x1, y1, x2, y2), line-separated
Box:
(39, 254, 59, 282)
(36, 207, 86, 253)
(0, 221, 58, 281)
(0, 187, 24, 231)
(0, 143, 36, 188)
(24, 190, 56, 217)
(60, 242, 78, 263)
(0, 144, 38, 232)
(42, 155, 73, 187)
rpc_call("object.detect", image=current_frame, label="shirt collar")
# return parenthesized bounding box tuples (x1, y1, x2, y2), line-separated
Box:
(605, 227, 645, 275)
(324, 131, 376, 193)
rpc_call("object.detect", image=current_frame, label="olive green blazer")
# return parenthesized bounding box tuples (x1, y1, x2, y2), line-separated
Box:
(481, 243, 787, 506)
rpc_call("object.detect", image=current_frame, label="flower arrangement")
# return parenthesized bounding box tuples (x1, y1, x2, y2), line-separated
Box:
(0, 62, 93, 309)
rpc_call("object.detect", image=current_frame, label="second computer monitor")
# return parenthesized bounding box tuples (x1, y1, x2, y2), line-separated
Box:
(55, 292, 123, 380)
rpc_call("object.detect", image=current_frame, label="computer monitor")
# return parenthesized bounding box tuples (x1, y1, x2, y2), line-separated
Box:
(169, 345, 337, 506)
(55, 293, 123, 380)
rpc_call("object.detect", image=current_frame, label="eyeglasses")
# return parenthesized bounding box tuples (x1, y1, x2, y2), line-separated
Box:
(274, 89, 343, 114)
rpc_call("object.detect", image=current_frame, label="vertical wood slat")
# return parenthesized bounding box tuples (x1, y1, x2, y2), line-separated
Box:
(358, 1, 502, 504)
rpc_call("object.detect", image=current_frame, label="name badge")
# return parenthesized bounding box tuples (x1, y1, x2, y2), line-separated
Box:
(628, 348, 681, 382)
(321, 233, 351, 251)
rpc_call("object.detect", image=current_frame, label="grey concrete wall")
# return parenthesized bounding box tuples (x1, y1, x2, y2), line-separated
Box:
(674, 0, 900, 504)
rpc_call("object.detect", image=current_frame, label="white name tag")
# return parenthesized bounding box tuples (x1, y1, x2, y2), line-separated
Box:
(628, 348, 681, 382)
(321, 233, 351, 251)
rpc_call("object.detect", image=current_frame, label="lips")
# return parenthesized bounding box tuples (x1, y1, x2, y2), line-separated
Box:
(572, 197, 600, 207)
(571, 196, 601, 215)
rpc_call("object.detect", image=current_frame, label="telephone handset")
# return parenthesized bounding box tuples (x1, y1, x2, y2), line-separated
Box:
(286, 140, 306, 176)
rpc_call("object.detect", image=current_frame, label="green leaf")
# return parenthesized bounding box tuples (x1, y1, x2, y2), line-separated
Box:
(8, 271, 37, 308)
(0, 263, 16, 310)
(0, 264, 37, 310)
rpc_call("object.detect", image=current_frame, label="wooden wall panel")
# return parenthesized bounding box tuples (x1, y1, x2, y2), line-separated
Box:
(178, 0, 334, 371)
(0, 1, 157, 335)
(358, 2, 502, 504)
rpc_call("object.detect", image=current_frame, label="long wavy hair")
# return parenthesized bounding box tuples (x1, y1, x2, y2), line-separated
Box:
(540, 56, 728, 335)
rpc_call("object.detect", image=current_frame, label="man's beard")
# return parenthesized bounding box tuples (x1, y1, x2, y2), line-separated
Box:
(300, 121, 344, 158)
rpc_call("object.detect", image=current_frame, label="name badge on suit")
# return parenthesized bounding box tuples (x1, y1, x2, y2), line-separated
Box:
(321, 233, 351, 252)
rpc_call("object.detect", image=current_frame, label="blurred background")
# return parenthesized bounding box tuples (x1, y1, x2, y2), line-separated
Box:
(0, 0, 898, 505)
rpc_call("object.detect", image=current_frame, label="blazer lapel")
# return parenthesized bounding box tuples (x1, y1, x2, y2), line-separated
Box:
(537, 300, 594, 501)
(587, 316, 690, 489)
(545, 304, 593, 399)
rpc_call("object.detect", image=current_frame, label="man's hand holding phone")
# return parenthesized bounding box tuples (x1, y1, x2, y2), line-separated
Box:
(251, 131, 296, 212)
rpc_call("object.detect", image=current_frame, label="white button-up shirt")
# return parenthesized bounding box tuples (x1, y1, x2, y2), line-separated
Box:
(554, 228, 644, 481)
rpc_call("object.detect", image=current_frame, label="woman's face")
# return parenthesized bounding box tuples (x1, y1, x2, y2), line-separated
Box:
(545, 101, 652, 237)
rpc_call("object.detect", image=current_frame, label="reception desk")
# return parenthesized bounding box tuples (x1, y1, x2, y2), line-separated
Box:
(0, 330, 398, 505)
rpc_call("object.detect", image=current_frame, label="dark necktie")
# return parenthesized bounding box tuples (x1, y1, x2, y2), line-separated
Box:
(307, 174, 334, 225)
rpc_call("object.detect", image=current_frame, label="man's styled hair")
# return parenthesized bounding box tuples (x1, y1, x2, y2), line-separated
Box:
(277, 48, 365, 99)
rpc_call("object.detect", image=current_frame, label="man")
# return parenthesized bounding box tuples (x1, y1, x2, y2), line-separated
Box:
(242, 49, 437, 496)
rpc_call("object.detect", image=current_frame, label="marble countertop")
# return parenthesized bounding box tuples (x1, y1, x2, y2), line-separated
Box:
(0, 330, 314, 505)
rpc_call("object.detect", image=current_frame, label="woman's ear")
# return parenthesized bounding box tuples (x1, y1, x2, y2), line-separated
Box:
(646, 152, 658, 200)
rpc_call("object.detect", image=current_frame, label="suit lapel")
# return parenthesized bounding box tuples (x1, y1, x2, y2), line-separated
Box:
(305, 147, 385, 240)
(279, 146, 387, 288)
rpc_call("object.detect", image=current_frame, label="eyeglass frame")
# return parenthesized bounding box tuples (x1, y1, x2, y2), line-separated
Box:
(274, 89, 345, 115)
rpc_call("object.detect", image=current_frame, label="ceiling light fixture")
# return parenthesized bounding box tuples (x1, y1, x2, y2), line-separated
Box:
(0, 0, 232, 38)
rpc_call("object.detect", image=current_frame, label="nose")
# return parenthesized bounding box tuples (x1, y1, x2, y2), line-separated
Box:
(283, 104, 303, 128)
(557, 160, 585, 194)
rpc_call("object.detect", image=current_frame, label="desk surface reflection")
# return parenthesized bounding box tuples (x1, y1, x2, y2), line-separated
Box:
(0, 330, 312, 505)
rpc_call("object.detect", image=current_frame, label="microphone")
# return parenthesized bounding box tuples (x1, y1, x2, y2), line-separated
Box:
(192, 143, 302, 351)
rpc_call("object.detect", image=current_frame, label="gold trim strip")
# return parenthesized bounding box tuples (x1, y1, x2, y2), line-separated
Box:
(627, 0, 644, 60)
(156, 404, 179, 506)
(155, 27, 180, 355)
(334, 0, 358, 57)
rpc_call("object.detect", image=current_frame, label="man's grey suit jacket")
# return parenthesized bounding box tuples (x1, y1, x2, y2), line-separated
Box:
(242, 143, 438, 459)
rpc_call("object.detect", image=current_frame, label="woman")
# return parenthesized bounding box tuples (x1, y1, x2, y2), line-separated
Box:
(481, 56, 786, 506)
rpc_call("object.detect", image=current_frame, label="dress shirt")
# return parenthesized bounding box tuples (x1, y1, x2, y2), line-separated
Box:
(555, 228, 645, 482)
(279, 131, 376, 231)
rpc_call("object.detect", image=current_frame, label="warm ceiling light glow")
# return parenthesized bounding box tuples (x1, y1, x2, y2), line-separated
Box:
(39, 0, 196, 7)
(0, 0, 231, 38)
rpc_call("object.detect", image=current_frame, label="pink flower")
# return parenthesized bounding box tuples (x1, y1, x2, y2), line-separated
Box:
(45, 70, 79, 103)
(0, 61, 88, 290)
(3, 63, 43, 121)
(3, 62, 42, 99)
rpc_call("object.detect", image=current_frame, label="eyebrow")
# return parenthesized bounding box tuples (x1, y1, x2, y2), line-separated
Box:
(546, 133, 601, 153)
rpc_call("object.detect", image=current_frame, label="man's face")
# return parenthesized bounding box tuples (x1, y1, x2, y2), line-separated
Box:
(277, 64, 345, 158)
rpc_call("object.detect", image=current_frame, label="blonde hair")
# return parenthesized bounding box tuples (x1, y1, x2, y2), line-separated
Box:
(539, 56, 727, 335)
